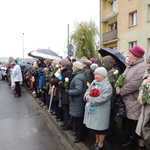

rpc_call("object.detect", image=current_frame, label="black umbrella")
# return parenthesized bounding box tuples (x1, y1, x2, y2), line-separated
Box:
(28, 49, 60, 60)
(98, 48, 126, 73)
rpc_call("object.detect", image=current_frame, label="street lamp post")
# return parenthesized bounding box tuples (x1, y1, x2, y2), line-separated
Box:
(22, 33, 24, 62)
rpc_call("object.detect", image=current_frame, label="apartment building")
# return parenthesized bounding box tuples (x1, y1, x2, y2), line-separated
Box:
(100, 0, 150, 55)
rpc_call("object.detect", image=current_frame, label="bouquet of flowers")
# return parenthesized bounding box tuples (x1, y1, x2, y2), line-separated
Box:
(86, 81, 90, 88)
(115, 74, 126, 87)
(52, 64, 60, 74)
(43, 67, 52, 81)
(109, 70, 119, 83)
(140, 77, 150, 104)
(89, 88, 100, 97)
(64, 77, 69, 89)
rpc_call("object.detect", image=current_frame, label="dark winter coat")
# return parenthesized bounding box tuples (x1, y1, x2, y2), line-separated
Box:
(58, 65, 72, 104)
(68, 69, 87, 117)
(37, 63, 45, 90)
(49, 73, 60, 101)
(102, 55, 117, 109)
(83, 66, 94, 84)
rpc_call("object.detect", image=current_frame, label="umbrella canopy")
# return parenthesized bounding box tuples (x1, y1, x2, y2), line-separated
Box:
(98, 48, 126, 73)
(18, 61, 24, 66)
(23, 63, 33, 71)
(28, 49, 61, 60)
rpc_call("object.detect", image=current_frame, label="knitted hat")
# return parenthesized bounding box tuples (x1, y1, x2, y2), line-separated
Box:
(73, 62, 83, 69)
(81, 58, 92, 65)
(94, 67, 107, 77)
(90, 58, 95, 63)
(90, 63, 98, 71)
(146, 53, 150, 61)
(59, 58, 70, 67)
(129, 45, 145, 58)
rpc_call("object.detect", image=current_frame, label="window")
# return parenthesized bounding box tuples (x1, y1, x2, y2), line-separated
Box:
(109, 0, 117, 12)
(129, 41, 137, 48)
(109, 22, 117, 31)
(148, 4, 150, 21)
(109, 47, 117, 50)
(129, 11, 137, 26)
(148, 38, 150, 52)
(110, 1, 113, 12)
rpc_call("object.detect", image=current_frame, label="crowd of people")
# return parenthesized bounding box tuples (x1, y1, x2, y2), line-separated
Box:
(0, 45, 150, 150)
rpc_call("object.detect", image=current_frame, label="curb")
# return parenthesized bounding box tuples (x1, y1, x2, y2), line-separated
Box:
(24, 86, 89, 150)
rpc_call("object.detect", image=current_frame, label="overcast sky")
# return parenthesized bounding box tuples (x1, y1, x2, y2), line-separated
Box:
(0, 0, 99, 58)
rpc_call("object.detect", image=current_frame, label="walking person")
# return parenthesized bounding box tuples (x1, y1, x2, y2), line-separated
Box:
(12, 59, 23, 97)
(84, 67, 112, 150)
(116, 45, 147, 149)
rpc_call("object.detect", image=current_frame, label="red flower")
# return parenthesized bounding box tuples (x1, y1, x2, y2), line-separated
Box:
(89, 88, 100, 97)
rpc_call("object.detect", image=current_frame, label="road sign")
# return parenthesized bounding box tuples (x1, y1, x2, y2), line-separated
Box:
(68, 50, 73, 57)
(67, 44, 73, 50)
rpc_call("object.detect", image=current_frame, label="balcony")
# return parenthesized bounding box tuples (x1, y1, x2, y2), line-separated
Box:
(102, 29, 117, 43)
(101, 2, 118, 23)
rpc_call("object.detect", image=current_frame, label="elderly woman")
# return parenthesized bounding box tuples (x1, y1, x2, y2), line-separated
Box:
(136, 53, 150, 150)
(58, 58, 72, 130)
(66, 61, 87, 143)
(116, 45, 147, 149)
(84, 67, 112, 150)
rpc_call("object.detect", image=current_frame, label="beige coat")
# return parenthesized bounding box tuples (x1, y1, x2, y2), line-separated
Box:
(120, 58, 147, 120)
(136, 70, 150, 141)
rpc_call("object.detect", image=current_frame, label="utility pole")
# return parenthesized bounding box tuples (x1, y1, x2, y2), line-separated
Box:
(22, 33, 24, 62)
(67, 24, 69, 46)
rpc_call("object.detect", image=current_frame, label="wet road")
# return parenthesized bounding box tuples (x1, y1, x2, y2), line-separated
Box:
(0, 80, 68, 150)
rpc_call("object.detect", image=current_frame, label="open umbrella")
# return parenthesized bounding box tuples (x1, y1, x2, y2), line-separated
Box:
(23, 63, 33, 71)
(28, 49, 61, 60)
(98, 48, 126, 73)
(18, 61, 24, 66)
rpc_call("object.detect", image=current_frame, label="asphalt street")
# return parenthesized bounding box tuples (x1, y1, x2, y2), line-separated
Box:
(0, 80, 69, 150)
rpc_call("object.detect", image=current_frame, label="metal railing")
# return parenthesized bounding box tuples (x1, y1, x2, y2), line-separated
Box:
(102, 29, 117, 42)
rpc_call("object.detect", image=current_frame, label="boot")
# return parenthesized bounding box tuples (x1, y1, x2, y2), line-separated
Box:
(137, 146, 147, 150)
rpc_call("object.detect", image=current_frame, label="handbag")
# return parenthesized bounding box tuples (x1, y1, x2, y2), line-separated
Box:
(114, 94, 126, 118)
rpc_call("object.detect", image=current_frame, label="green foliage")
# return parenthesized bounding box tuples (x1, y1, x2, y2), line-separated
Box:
(70, 20, 99, 59)
(115, 75, 126, 87)
(9, 57, 14, 63)
(140, 83, 149, 104)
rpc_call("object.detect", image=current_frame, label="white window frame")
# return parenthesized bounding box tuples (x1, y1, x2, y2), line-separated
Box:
(129, 11, 137, 26)
(109, 0, 117, 12)
(129, 41, 137, 48)
(109, 1, 113, 12)
(109, 22, 117, 31)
